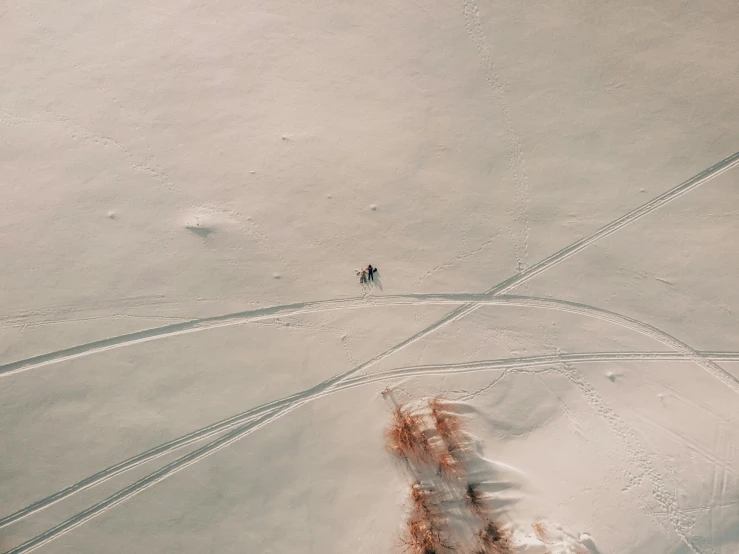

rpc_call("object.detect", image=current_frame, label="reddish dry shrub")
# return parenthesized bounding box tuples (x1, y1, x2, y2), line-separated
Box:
(402, 519, 440, 554)
(437, 447, 464, 478)
(411, 483, 437, 519)
(429, 399, 466, 446)
(474, 520, 511, 554)
(402, 517, 456, 554)
(532, 521, 547, 542)
(401, 481, 457, 553)
(386, 406, 434, 462)
(465, 482, 487, 517)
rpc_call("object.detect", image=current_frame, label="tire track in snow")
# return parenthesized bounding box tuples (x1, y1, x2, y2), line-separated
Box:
(6, 6, 734, 553)
(4, 350, 737, 531)
(498, 296, 739, 397)
(1, 294, 737, 391)
(0, 307, 513, 530)
(3, 153, 738, 551)
(485, 151, 739, 296)
(4, 288, 739, 532)
(4, 335, 738, 538)
(0, 297, 359, 378)
(396, 149, 739, 365)
(358, 351, 739, 383)
(6, 295, 739, 554)
(4, 290, 739, 550)
(9, 294, 733, 553)
(3, 151, 737, 380)
(0, 349, 718, 549)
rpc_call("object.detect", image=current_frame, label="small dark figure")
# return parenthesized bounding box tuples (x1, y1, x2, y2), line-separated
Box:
(367, 264, 374, 281)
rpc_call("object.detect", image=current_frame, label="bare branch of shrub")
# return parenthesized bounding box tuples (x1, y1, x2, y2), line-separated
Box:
(473, 520, 511, 554)
(429, 399, 466, 447)
(386, 406, 435, 463)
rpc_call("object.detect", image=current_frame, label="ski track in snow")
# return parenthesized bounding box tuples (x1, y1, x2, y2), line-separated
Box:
(4, 295, 739, 395)
(3, 293, 738, 554)
(2, 152, 739, 553)
(4, 150, 739, 381)
(2, 350, 739, 532)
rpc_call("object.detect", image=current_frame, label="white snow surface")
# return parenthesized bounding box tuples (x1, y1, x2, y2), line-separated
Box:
(2, 0, 739, 552)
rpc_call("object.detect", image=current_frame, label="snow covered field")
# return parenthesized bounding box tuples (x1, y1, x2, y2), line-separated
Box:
(2, 0, 739, 552)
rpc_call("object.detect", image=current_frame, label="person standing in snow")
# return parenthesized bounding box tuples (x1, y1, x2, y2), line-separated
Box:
(367, 264, 377, 282)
